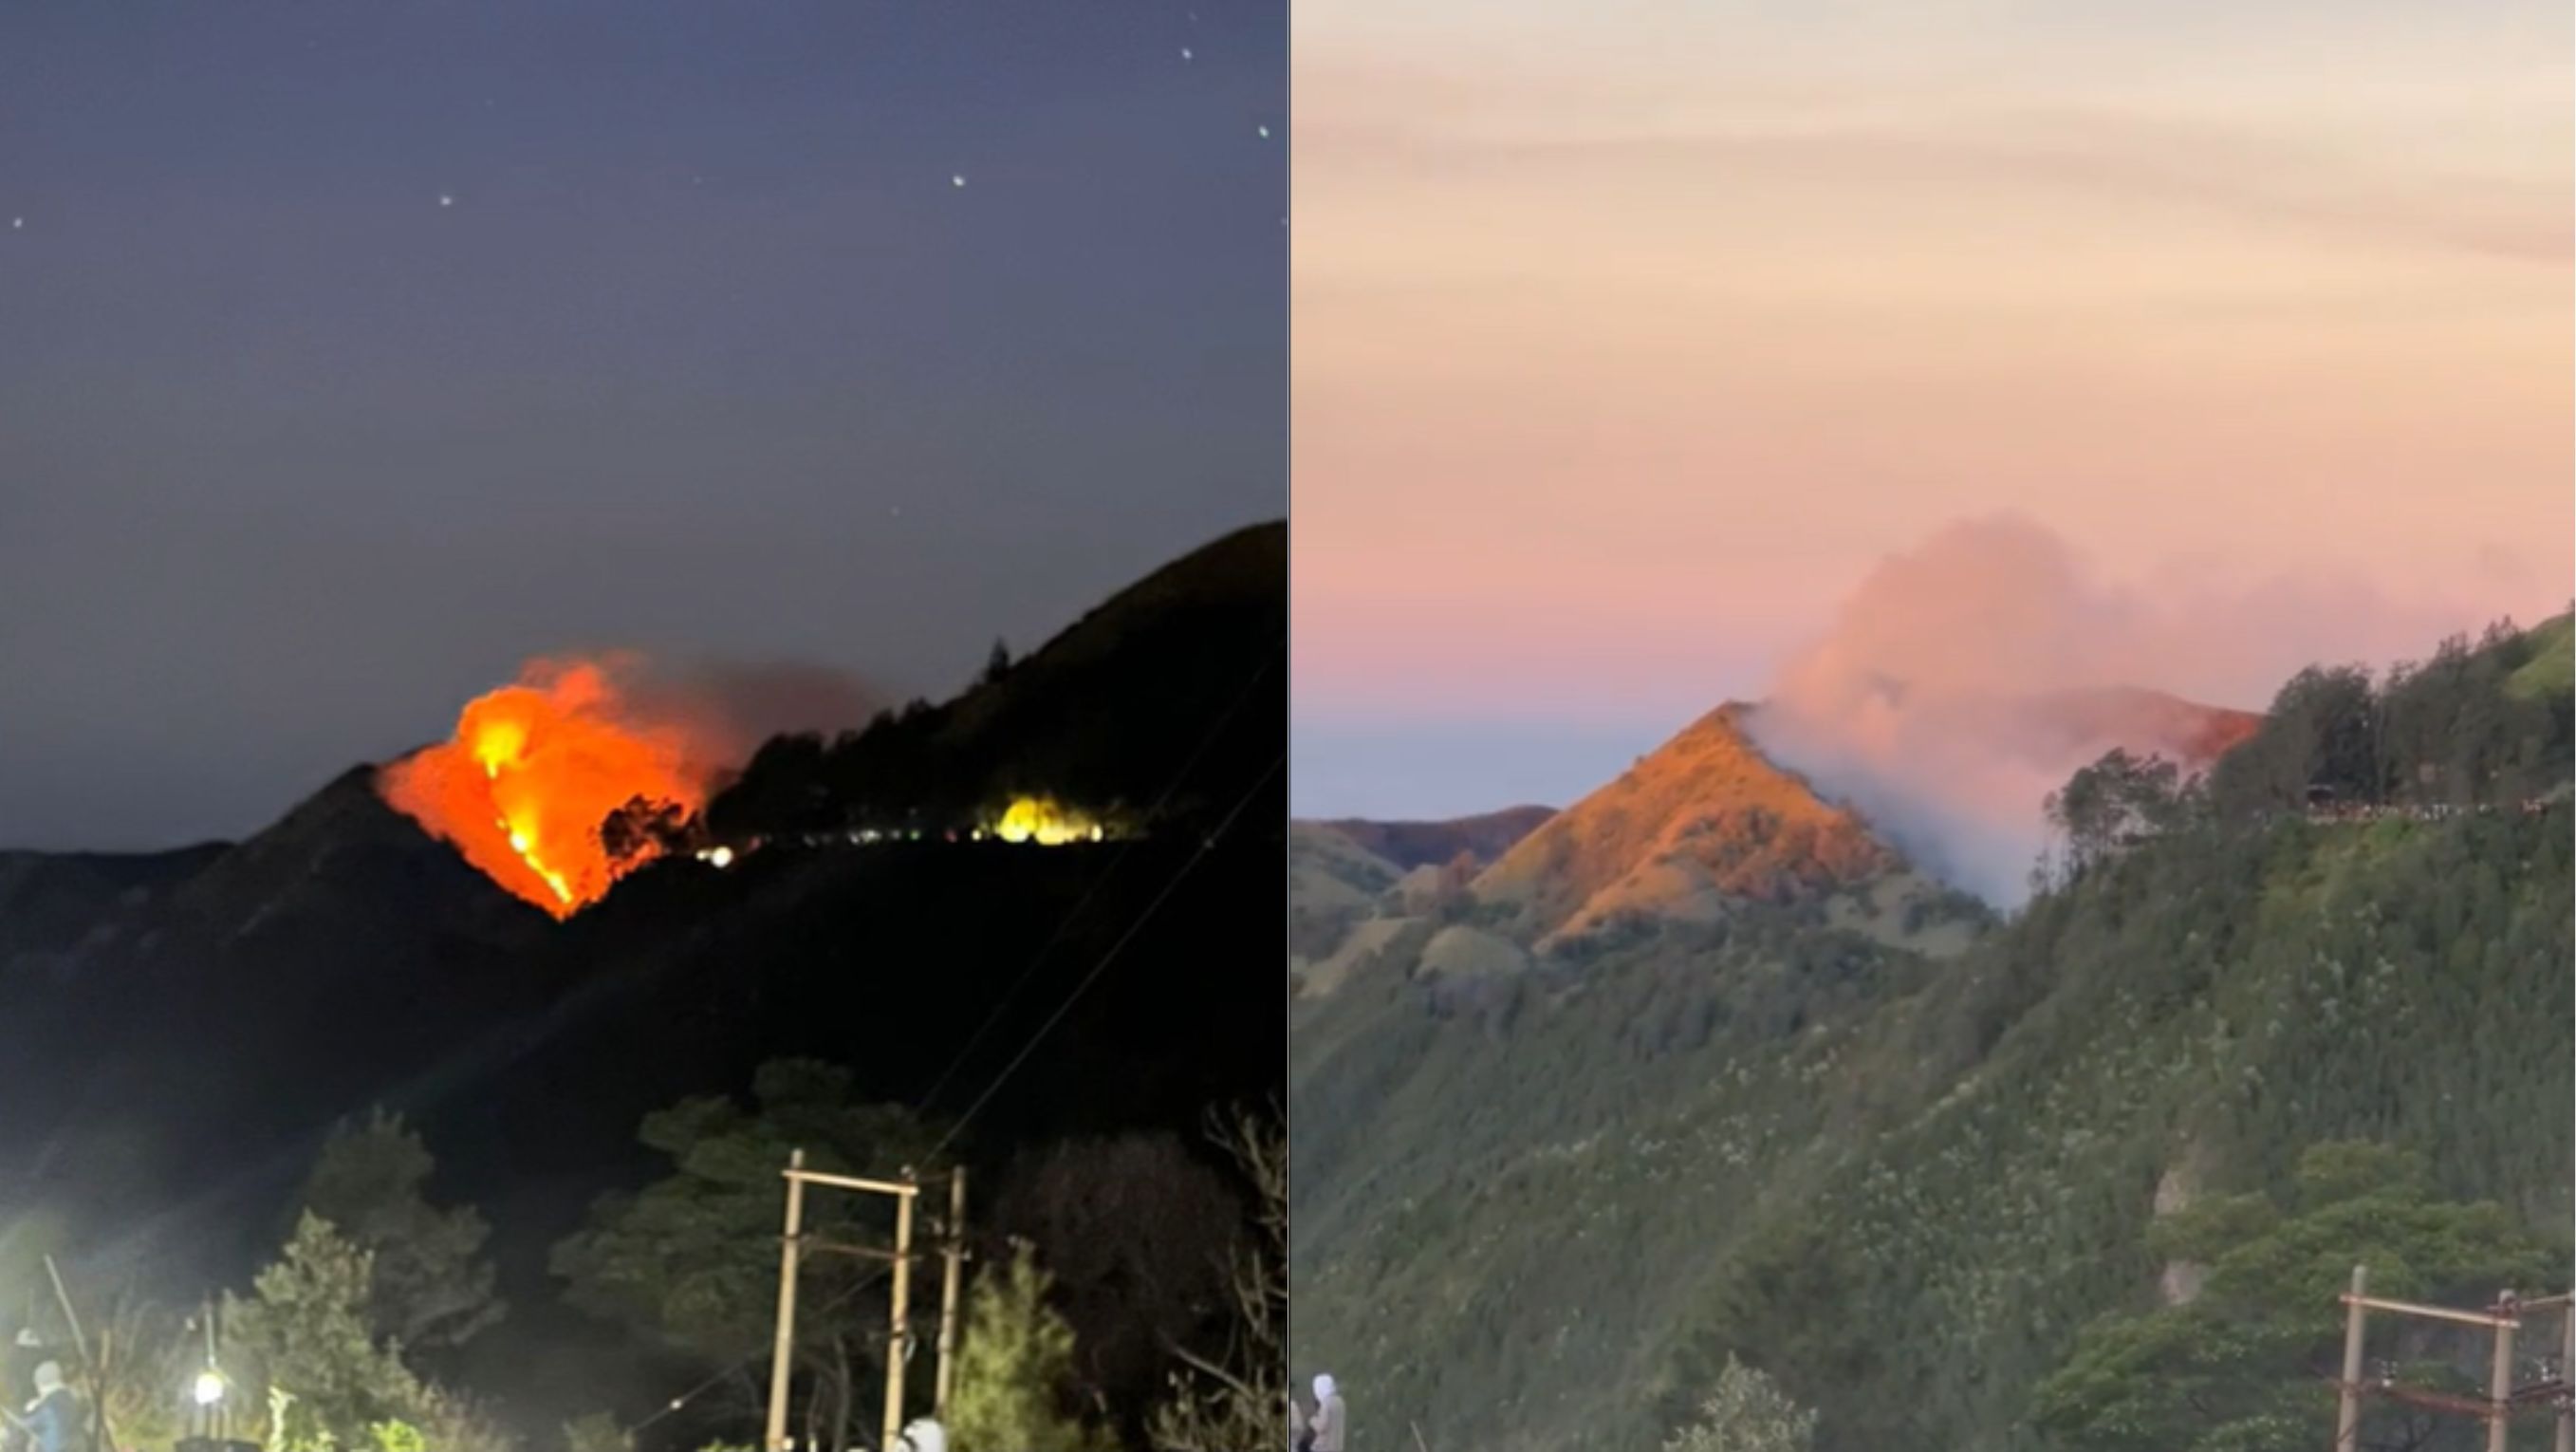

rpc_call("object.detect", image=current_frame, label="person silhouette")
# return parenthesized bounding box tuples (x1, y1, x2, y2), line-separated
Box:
(1309, 1373, 1345, 1452)
(20, 1365, 80, 1452)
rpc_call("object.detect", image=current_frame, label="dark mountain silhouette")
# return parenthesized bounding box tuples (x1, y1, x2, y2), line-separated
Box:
(0, 842, 227, 976)
(711, 520, 1285, 839)
(1309, 806, 1555, 872)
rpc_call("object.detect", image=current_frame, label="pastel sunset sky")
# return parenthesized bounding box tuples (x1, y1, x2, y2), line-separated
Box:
(1290, 0, 2572, 819)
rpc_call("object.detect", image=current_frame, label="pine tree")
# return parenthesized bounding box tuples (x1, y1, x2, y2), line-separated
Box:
(946, 1241, 1105, 1452)
(227, 1214, 427, 1449)
(227, 1215, 515, 1452)
(297, 1108, 503, 1351)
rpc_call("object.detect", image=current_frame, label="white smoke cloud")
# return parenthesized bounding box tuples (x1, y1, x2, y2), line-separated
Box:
(1744, 514, 2530, 906)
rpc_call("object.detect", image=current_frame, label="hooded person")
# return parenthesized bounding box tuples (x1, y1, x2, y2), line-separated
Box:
(1309, 1373, 1345, 1452)
(21, 1363, 79, 1452)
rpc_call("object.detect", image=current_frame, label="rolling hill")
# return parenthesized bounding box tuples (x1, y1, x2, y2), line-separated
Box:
(1312, 807, 1557, 873)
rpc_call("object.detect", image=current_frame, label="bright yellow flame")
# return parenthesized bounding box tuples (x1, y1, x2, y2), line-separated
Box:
(473, 718, 528, 777)
(495, 815, 573, 903)
(991, 796, 1099, 847)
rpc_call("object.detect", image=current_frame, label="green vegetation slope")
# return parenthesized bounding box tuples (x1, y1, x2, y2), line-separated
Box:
(1289, 615, 2574, 1452)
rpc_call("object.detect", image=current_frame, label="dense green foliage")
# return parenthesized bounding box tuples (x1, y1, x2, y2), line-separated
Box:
(2031, 1143, 2565, 1452)
(946, 1242, 1110, 1452)
(229, 1214, 429, 1446)
(225, 1215, 509, 1452)
(2208, 615, 2572, 817)
(295, 1109, 503, 1353)
(1290, 620, 2573, 1452)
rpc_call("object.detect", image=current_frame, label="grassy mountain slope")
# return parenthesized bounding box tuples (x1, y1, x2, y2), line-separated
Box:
(1293, 806, 2572, 1452)
(2507, 612, 2573, 702)
(1473, 706, 1897, 951)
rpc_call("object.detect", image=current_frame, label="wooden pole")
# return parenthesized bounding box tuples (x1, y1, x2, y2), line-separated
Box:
(766, 1149, 810, 1452)
(2337, 1264, 2369, 1450)
(2490, 1289, 2517, 1452)
(41, 1256, 113, 1452)
(205, 1295, 225, 1442)
(935, 1169, 968, 1419)
(883, 1177, 917, 1452)
(2557, 1292, 2573, 1452)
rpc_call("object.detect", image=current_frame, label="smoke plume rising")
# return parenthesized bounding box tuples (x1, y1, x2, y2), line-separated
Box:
(379, 654, 878, 916)
(1744, 515, 2520, 906)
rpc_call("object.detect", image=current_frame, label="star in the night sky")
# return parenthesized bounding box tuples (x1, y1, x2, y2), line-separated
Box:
(1257, 125, 1270, 139)
(1180, 47, 1194, 62)
(438, 194, 454, 208)
(952, 175, 967, 188)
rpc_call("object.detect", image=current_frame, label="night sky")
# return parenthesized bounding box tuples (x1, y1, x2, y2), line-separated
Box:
(0, 1, 1284, 849)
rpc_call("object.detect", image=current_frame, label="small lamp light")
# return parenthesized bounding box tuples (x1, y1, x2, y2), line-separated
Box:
(193, 1368, 226, 1407)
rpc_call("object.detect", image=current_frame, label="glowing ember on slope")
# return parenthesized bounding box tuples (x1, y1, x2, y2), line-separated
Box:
(380, 658, 722, 917)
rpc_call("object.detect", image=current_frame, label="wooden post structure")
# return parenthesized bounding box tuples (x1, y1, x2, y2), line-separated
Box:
(935, 1168, 969, 1418)
(884, 1179, 918, 1452)
(2490, 1290, 2517, 1452)
(765, 1157, 925, 1452)
(2337, 1264, 2369, 1450)
(766, 1149, 810, 1452)
(2335, 1272, 2576, 1451)
(42, 1255, 114, 1452)
(2557, 1294, 2573, 1452)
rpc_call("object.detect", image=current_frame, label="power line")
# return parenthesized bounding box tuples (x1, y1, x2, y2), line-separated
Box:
(916, 640, 1281, 1111)
(626, 747, 1283, 1443)
(928, 751, 1282, 1163)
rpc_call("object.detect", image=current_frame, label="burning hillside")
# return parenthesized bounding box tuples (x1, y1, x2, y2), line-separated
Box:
(379, 658, 728, 916)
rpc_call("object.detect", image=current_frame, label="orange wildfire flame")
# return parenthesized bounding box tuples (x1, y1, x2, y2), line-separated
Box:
(379, 658, 716, 917)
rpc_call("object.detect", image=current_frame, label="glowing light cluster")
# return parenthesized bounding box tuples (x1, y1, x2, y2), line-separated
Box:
(989, 796, 1104, 847)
